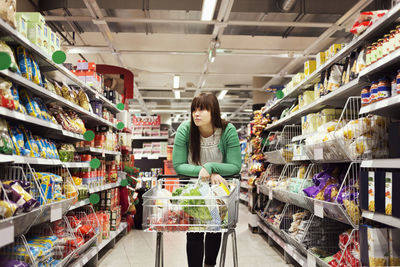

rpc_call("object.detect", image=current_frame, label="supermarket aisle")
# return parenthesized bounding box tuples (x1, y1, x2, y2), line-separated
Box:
(99, 204, 290, 267)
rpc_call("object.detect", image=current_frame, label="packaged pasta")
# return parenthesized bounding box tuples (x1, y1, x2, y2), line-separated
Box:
(16, 46, 33, 81)
(61, 82, 74, 103)
(29, 54, 43, 86)
(78, 89, 91, 111)
(43, 77, 57, 94)
(20, 124, 39, 158)
(53, 82, 63, 96)
(19, 89, 42, 119)
(8, 124, 30, 156)
(368, 228, 389, 267)
(0, 41, 19, 72)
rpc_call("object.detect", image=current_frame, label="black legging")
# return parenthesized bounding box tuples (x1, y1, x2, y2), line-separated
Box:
(187, 232, 222, 267)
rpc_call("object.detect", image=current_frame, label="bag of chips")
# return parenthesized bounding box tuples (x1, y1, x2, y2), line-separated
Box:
(16, 46, 33, 81)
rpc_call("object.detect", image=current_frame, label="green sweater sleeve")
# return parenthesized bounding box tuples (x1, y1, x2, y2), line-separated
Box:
(172, 122, 202, 177)
(203, 124, 242, 176)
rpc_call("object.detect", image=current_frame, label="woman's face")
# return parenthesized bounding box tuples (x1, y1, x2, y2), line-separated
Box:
(192, 108, 212, 127)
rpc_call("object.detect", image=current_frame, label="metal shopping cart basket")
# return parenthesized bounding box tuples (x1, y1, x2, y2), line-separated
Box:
(143, 175, 240, 267)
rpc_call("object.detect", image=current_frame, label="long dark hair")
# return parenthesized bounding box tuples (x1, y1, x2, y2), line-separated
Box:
(190, 93, 228, 165)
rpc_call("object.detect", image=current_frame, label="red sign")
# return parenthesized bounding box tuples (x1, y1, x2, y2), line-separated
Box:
(132, 115, 161, 126)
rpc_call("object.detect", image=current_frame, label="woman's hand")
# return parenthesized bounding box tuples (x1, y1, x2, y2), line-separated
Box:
(210, 173, 228, 187)
(199, 167, 210, 180)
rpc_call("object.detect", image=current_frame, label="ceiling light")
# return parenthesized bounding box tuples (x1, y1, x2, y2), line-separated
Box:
(129, 109, 141, 112)
(217, 90, 228, 100)
(174, 90, 181, 99)
(201, 0, 217, 21)
(244, 109, 253, 112)
(173, 75, 180, 89)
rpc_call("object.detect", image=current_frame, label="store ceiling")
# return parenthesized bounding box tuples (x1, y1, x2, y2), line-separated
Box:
(22, 0, 390, 123)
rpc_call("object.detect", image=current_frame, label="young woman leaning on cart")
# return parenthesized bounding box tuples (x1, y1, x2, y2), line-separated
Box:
(172, 93, 242, 267)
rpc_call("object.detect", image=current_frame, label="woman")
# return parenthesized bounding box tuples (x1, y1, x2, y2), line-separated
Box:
(172, 93, 242, 267)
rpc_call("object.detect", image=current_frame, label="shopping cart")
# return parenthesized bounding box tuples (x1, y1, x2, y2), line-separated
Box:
(143, 175, 240, 267)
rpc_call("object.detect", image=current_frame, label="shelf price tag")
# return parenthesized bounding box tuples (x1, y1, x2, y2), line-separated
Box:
(0, 221, 14, 247)
(269, 188, 273, 200)
(51, 204, 62, 222)
(314, 201, 324, 218)
(314, 147, 323, 160)
(307, 252, 316, 267)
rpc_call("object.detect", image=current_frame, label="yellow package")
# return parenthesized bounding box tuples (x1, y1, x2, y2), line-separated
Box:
(316, 52, 326, 68)
(304, 60, 316, 76)
(302, 91, 314, 107)
(317, 108, 337, 128)
(329, 44, 342, 58)
(314, 83, 322, 100)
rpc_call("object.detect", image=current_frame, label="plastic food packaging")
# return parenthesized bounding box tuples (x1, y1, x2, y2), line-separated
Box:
(350, 10, 388, 35)
(0, 41, 19, 72)
(61, 83, 75, 103)
(19, 89, 42, 119)
(29, 54, 43, 86)
(0, 77, 15, 109)
(16, 46, 33, 81)
(367, 228, 389, 266)
(78, 89, 91, 111)
(0, 0, 16, 28)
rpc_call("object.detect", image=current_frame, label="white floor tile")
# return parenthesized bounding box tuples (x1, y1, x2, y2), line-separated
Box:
(98, 204, 291, 267)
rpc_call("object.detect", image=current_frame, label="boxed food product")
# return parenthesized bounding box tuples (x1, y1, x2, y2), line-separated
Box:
(293, 73, 305, 85)
(304, 60, 316, 76)
(368, 171, 375, 212)
(329, 44, 342, 59)
(375, 170, 386, 214)
(301, 114, 318, 135)
(49, 29, 56, 54)
(42, 24, 50, 53)
(27, 22, 43, 48)
(55, 34, 61, 52)
(15, 13, 28, 38)
(316, 52, 326, 68)
(317, 108, 340, 128)
(389, 228, 400, 266)
(368, 228, 389, 267)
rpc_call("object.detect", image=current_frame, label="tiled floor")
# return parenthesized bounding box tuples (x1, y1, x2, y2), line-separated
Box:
(99, 203, 291, 267)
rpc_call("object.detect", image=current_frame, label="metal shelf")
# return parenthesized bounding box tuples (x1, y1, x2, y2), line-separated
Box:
(69, 199, 91, 211)
(76, 147, 121, 156)
(263, 3, 400, 115)
(361, 159, 400, 169)
(0, 70, 117, 130)
(88, 179, 121, 194)
(362, 210, 400, 228)
(359, 93, 400, 118)
(132, 136, 169, 140)
(265, 78, 365, 131)
(258, 220, 306, 266)
(0, 18, 120, 115)
(13, 156, 62, 165)
(63, 162, 91, 168)
(134, 154, 167, 160)
(69, 222, 128, 267)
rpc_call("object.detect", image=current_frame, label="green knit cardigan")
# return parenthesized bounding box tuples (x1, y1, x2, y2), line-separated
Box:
(172, 121, 242, 177)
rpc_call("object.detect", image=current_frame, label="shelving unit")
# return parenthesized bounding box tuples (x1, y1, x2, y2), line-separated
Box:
(362, 211, 400, 228)
(76, 147, 122, 156)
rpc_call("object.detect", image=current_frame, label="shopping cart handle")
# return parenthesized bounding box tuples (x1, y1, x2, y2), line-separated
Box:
(157, 174, 241, 180)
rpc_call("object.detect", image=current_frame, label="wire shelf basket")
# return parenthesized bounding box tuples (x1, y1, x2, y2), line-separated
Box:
(273, 164, 304, 203)
(26, 217, 77, 267)
(66, 205, 100, 256)
(142, 178, 240, 233)
(264, 126, 302, 164)
(0, 164, 44, 239)
(256, 198, 286, 238)
(302, 162, 361, 229)
(0, 235, 36, 266)
(257, 164, 284, 195)
(29, 164, 78, 224)
(304, 97, 389, 162)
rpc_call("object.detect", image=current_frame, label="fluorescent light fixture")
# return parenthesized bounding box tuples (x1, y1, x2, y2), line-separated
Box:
(201, 0, 217, 21)
(174, 90, 181, 99)
(217, 90, 228, 100)
(209, 48, 216, 63)
(129, 109, 141, 112)
(173, 75, 180, 89)
(244, 109, 253, 112)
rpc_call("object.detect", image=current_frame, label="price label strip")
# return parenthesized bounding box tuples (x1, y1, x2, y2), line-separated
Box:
(0, 221, 14, 247)
(314, 147, 323, 160)
(51, 204, 63, 222)
(314, 201, 324, 218)
(307, 252, 317, 267)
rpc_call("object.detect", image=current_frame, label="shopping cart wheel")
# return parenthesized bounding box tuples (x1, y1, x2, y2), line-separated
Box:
(219, 229, 238, 267)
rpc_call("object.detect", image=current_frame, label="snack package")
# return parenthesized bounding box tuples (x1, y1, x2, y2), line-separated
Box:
(78, 89, 91, 111)
(0, 77, 15, 109)
(16, 46, 33, 81)
(0, 118, 13, 154)
(0, 41, 19, 72)
(10, 84, 20, 111)
(326, 64, 343, 93)
(0, 0, 16, 28)
(43, 77, 57, 94)
(61, 83, 74, 103)
(350, 10, 388, 35)
(19, 124, 39, 157)
(8, 124, 30, 156)
(368, 228, 389, 267)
